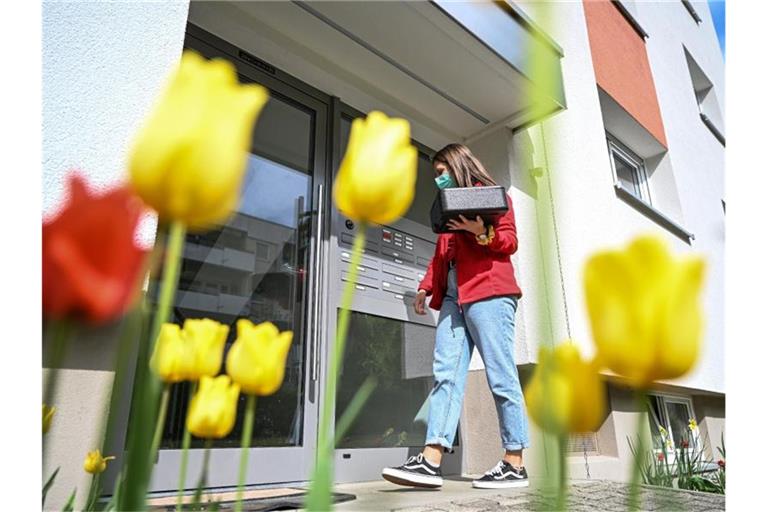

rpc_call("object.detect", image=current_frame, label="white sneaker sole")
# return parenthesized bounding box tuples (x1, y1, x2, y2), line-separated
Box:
(381, 467, 443, 488)
(472, 479, 529, 489)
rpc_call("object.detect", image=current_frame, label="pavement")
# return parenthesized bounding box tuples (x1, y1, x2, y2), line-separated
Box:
(332, 477, 726, 511)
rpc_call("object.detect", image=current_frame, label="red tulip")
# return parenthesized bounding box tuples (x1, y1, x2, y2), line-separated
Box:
(718, 459, 725, 469)
(680, 440, 689, 449)
(657, 453, 665, 462)
(43, 173, 148, 325)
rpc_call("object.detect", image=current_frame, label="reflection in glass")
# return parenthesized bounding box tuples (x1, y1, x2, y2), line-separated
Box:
(613, 152, 640, 197)
(335, 311, 458, 449)
(156, 94, 315, 449)
(667, 402, 693, 448)
(647, 398, 666, 451)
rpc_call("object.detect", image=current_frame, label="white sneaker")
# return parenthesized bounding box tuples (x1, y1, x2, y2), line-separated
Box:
(472, 461, 529, 489)
(382, 453, 444, 488)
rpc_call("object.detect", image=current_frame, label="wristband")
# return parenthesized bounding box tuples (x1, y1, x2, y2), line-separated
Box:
(475, 225, 495, 245)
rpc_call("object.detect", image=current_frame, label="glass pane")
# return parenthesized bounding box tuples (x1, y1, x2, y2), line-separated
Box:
(666, 401, 693, 448)
(403, 154, 439, 227)
(340, 115, 434, 227)
(158, 94, 315, 449)
(252, 90, 313, 174)
(647, 397, 666, 451)
(335, 311, 458, 448)
(612, 149, 641, 198)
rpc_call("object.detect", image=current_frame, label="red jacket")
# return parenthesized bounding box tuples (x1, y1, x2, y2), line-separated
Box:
(418, 190, 522, 310)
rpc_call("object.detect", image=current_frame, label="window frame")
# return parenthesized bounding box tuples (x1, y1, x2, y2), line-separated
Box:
(606, 133, 653, 205)
(647, 393, 699, 457)
(683, 47, 726, 146)
(254, 240, 272, 262)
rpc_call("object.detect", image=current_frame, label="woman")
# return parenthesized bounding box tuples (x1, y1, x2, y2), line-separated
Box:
(382, 143, 529, 490)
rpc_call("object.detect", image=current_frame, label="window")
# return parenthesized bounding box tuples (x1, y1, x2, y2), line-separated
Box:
(647, 394, 699, 454)
(567, 432, 599, 455)
(684, 47, 725, 145)
(681, 0, 703, 24)
(607, 133, 652, 204)
(255, 240, 271, 261)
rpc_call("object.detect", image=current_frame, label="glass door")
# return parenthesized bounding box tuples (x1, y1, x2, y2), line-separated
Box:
(329, 107, 463, 482)
(148, 32, 328, 492)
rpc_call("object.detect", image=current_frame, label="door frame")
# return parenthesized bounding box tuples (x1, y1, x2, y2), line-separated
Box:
(145, 24, 465, 492)
(147, 25, 333, 492)
(326, 102, 463, 482)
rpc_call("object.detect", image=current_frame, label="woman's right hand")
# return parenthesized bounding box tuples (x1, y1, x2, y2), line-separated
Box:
(414, 289, 428, 315)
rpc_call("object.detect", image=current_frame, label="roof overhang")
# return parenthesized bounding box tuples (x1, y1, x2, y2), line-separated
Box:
(188, 0, 566, 148)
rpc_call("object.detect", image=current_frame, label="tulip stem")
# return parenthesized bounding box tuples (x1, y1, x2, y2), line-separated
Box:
(119, 220, 186, 511)
(628, 391, 648, 511)
(235, 394, 257, 512)
(150, 383, 171, 460)
(193, 439, 214, 508)
(307, 224, 367, 511)
(177, 382, 197, 512)
(96, 305, 144, 497)
(556, 434, 567, 511)
(84, 474, 98, 512)
(150, 221, 187, 347)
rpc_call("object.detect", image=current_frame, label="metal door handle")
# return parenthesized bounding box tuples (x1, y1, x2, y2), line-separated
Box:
(310, 183, 324, 382)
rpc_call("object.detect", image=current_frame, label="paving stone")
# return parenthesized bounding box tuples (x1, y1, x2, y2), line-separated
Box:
(366, 479, 724, 512)
(450, 498, 501, 509)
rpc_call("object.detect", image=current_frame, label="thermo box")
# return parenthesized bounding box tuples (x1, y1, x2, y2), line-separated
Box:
(430, 185, 508, 234)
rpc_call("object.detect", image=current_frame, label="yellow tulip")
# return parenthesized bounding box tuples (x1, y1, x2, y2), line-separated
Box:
(129, 51, 269, 230)
(83, 450, 115, 474)
(150, 319, 229, 383)
(524, 342, 606, 435)
(42, 404, 55, 434)
(226, 319, 293, 396)
(184, 318, 230, 380)
(187, 375, 240, 439)
(333, 110, 418, 225)
(584, 236, 706, 388)
(150, 323, 191, 383)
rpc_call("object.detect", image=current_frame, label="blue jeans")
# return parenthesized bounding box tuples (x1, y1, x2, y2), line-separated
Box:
(425, 266, 529, 451)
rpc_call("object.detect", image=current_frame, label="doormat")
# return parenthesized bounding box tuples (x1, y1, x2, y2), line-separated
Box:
(147, 487, 356, 511)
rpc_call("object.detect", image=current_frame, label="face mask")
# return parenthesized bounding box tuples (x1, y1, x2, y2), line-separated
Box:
(435, 173, 456, 190)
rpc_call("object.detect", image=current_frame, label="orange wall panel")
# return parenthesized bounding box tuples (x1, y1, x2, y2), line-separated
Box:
(583, 0, 667, 148)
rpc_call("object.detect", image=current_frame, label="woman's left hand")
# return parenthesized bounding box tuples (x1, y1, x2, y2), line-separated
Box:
(446, 214, 486, 236)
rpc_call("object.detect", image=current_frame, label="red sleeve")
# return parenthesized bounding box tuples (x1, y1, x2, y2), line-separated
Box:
(418, 234, 446, 295)
(418, 259, 434, 295)
(486, 193, 519, 255)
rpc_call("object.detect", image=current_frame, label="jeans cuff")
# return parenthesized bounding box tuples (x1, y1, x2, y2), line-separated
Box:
(503, 442, 529, 451)
(425, 437, 453, 450)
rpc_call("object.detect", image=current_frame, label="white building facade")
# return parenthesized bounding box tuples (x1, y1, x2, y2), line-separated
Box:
(42, 1, 724, 508)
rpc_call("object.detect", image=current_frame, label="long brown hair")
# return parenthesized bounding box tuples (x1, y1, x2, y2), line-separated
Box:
(432, 143, 497, 188)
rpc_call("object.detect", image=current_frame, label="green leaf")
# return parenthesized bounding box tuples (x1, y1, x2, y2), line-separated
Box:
(689, 475, 719, 493)
(103, 469, 123, 510)
(61, 488, 77, 512)
(43, 467, 60, 507)
(307, 377, 376, 511)
(717, 431, 726, 460)
(306, 457, 333, 512)
(334, 377, 377, 445)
